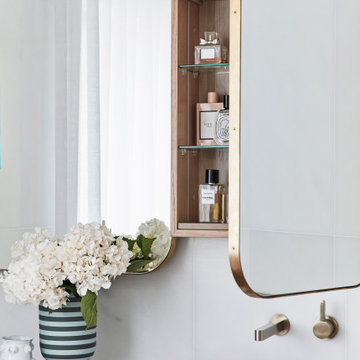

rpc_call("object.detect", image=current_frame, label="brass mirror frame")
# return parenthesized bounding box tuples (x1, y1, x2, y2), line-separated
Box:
(125, 238, 176, 275)
(228, 0, 360, 298)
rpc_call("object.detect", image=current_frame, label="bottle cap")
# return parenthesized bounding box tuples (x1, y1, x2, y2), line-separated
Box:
(205, 169, 219, 184)
(207, 92, 218, 103)
(223, 95, 229, 110)
(204, 32, 218, 42)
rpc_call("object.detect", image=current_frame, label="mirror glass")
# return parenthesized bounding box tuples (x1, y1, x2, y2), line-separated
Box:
(0, 1, 173, 274)
(239, 0, 360, 296)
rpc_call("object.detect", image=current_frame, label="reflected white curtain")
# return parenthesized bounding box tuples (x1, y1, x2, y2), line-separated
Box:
(77, 0, 101, 224)
(54, 0, 82, 234)
(56, 0, 171, 234)
(99, 0, 171, 235)
(54, 0, 101, 233)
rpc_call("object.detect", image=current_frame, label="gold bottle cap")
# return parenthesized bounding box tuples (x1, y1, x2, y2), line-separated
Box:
(207, 92, 218, 103)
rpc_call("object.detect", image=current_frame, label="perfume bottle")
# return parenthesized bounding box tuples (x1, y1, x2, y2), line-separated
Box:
(195, 32, 223, 65)
(196, 92, 223, 146)
(199, 169, 226, 223)
(214, 95, 229, 145)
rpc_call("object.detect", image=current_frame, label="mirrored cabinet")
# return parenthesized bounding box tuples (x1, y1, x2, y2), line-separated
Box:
(171, 0, 360, 297)
(229, 0, 360, 297)
(171, 0, 230, 238)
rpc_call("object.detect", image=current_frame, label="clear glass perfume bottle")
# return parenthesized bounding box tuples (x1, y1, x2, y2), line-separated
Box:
(194, 32, 222, 65)
(199, 169, 226, 223)
(214, 95, 229, 145)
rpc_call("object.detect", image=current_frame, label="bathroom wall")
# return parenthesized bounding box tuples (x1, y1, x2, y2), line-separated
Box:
(0, 0, 55, 266)
(2, 239, 360, 360)
(1, 1, 360, 360)
(0, 0, 55, 357)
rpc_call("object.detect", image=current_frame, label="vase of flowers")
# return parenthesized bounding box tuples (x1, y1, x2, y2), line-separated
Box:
(0, 219, 172, 360)
(2, 222, 131, 360)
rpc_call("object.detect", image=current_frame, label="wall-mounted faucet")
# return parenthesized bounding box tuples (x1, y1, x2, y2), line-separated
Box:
(313, 300, 338, 340)
(254, 314, 290, 341)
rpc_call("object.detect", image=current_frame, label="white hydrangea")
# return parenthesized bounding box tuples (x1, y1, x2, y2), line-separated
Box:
(1, 223, 133, 310)
(58, 222, 132, 296)
(1, 228, 68, 310)
(137, 218, 171, 268)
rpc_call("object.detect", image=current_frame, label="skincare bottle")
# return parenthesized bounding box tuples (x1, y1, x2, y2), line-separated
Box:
(196, 92, 223, 146)
(214, 95, 229, 145)
(199, 169, 226, 223)
(194, 32, 222, 64)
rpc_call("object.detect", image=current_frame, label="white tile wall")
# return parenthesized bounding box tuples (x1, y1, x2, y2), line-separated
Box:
(2, 237, 360, 360)
(0, 1, 55, 358)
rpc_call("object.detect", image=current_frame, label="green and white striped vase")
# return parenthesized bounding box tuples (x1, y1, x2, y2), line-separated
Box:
(39, 297, 96, 360)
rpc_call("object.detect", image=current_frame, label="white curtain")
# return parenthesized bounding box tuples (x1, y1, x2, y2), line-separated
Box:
(98, 0, 171, 235)
(54, 0, 101, 234)
(78, 0, 101, 224)
(55, 0, 171, 235)
(0, 0, 170, 269)
(54, 0, 81, 235)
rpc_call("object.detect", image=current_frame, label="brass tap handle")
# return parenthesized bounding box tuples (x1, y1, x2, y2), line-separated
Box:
(320, 300, 326, 321)
(254, 314, 290, 341)
(313, 301, 338, 340)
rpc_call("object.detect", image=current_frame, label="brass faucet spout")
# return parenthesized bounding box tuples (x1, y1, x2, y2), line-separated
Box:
(254, 314, 290, 341)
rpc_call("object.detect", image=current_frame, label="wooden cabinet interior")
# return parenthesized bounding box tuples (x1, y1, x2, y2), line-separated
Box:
(171, 0, 229, 238)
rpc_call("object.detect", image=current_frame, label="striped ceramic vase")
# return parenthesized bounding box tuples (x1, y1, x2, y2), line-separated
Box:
(39, 297, 96, 360)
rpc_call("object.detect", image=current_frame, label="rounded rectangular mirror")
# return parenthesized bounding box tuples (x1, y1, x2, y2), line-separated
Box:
(229, 0, 360, 297)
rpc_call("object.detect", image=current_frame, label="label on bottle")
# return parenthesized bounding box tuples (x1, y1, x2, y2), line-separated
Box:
(215, 111, 229, 144)
(201, 189, 215, 205)
(201, 48, 216, 60)
(200, 111, 217, 140)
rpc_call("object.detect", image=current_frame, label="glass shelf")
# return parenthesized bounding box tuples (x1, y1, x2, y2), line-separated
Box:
(178, 145, 229, 155)
(178, 223, 228, 231)
(178, 63, 229, 74)
(179, 145, 228, 149)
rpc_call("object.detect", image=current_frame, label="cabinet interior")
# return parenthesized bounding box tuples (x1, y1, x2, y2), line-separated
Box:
(171, 0, 230, 238)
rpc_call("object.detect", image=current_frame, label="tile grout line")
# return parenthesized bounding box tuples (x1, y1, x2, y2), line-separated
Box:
(344, 291, 348, 360)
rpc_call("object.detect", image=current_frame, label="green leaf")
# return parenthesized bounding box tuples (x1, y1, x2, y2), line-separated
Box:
(127, 259, 154, 272)
(61, 281, 80, 298)
(81, 291, 97, 329)
(136, 234, 156, 258)
(123, 237, 137, 252)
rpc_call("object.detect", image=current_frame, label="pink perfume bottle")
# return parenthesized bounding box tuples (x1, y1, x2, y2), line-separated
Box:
(196, 92, 223, 146)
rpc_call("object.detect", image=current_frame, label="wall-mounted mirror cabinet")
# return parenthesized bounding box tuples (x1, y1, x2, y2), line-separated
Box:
(229, 0, 360, 297)
(171, 0, 230, 239)
(0, 2, 174, 275)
